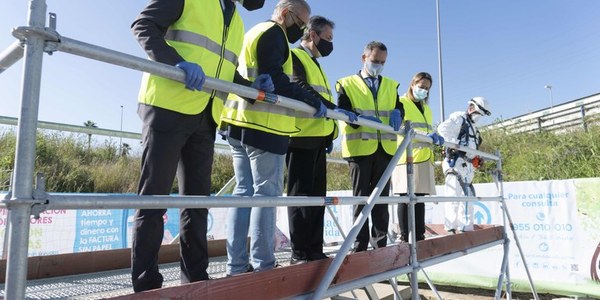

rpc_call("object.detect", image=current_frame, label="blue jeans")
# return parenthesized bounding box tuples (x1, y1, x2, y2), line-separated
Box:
(226, 137, 284, 275)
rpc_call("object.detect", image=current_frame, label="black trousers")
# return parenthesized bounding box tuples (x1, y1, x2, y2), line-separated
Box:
(397, 193, 427, 241)
(131, 104, 215, 292)
(348, 146, 392, 252)
(285, 139, 327, 259)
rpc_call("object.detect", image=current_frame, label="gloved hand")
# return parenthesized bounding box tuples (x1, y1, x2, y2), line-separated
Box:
(251, 74, 274, 92)
(389, 109, 402, 131)
(313, 102, 327, 118)
(360, 115, 382, 123)
(325, 141, 334, 154)
(334, 108, 358, 122)
(176, 61, 206, 91)
(427, 132, 445, 146)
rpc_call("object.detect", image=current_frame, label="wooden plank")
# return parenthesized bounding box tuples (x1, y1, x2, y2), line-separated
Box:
(332, 243, 410, 283)
(0, 239, 227, 282)
(417, 226, 504, 260)
(111, 259, 332, 300)
(111, 244, 411, 300)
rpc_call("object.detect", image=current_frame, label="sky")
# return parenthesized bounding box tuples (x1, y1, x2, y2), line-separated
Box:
(1, 0, 599, 141)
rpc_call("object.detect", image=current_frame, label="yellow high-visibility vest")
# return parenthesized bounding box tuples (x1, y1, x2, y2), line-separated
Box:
(290, 48, 335, 138)
(337, 75, 399, 158)
(138, 0, 244, 119)
(397, 95, 434, 164)
(220, 21, 298, 135)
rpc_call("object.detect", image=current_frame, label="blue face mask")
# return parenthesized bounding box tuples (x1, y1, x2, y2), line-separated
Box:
(412, 87, 428, 100)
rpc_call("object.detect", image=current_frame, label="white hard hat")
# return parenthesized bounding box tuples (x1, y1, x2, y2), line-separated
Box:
(468, 97, 491, 116)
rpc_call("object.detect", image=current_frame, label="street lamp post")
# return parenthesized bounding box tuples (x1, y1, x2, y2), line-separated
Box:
(544, 85, 554, 109)
(119, 105, 123, 156)
(436, 0, 445, 121)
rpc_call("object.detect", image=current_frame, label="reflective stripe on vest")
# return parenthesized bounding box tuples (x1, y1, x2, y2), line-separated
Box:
(397, 95, 434, 164)
(337, 74, 400, 158)
(164, 29, 238, 66)
(290, 48, 335, 137)
(345, 132, 398, 141)
(220, 21, 298, 135)
(138, 0, 244, 116)
(224, 99, 296, 117)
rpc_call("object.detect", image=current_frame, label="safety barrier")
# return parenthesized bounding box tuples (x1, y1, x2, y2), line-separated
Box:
(482, 92, 600, 134)
(0, 1, 539, 299)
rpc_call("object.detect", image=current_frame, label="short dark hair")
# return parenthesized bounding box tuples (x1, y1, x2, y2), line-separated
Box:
(364, 41, 387, 54)
(301, 15, 335, 41)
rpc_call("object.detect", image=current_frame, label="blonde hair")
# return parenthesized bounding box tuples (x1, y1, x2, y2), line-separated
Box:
(406, 72, 433, 103)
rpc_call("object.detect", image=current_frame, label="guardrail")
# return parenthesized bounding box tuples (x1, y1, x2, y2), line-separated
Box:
(482, 92, 600, 134)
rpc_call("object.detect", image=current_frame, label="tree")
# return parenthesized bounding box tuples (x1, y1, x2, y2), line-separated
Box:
(83, 120, 97, 150)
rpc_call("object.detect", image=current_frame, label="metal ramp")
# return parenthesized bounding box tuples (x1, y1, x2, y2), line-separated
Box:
(0, 252, 294, 299)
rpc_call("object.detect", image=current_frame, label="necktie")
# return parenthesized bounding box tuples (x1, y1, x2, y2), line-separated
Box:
(367, 77, 378, 97)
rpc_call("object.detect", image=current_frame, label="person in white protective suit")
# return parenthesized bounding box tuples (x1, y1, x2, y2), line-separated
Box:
(437, 97, 491, 232)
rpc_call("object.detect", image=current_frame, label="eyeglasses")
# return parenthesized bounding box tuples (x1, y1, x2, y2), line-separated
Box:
(288, 11, 307, 31)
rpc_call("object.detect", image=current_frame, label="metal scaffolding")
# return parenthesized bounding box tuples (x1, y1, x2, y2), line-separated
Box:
(0, 1, 539, 299)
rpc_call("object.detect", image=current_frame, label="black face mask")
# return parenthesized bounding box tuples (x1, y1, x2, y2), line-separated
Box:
(286, 23, 304, 44)
(239, 0, 264, 11)
(316, 38, 333, 57)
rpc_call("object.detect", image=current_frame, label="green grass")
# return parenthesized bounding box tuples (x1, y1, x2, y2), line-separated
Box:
(2, 125, 600, 193)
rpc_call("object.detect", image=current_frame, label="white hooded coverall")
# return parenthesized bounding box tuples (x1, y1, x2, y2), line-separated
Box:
(437, 111, 481, 232)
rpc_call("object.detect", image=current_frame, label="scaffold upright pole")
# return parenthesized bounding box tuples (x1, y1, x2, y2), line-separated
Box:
(4, 0, 47, 299)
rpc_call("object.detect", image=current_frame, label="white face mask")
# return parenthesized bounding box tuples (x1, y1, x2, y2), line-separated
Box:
(470, 113, 482, 123)
(365, 61, 384, 77)
(412, 87, 428, 100)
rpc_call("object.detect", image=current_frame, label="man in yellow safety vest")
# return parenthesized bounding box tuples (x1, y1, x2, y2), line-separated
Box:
(286, 15, 357, 264)
(336, 41, 403, 252)
(130, 0, 271, 292)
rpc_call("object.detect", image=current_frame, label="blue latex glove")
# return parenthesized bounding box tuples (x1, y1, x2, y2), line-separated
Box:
(251, 74, 274, 92)
(334, 108, 358, 122)
(325, 141, 334, 154)
(176, 61, 205, 91)
(427, 132, 445, 146)
(389, 109, 402, 131)
(360, 115, 382, 123)
(313, 102, 327, 118)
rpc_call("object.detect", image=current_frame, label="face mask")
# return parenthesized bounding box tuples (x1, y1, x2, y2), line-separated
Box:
(412, 87, 428, 100)
(365, 61, 384, 77)
(237, 0, 265, 11)
(470, 113, 482, 123)
(286, 22, 304, 43)
(316, 38, 333, 57)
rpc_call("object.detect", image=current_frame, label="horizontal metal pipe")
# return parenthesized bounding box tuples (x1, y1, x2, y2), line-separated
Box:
(26, 194, 409, 210)
(0, 194, 504, 209)
(426, 196, 504, 203)
(0, 40, 24, 74)
(54, 35, 499, 162)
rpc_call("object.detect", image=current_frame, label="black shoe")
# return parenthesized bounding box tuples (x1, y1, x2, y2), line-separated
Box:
(132, 272, 163, 293)
(290, 256, 309, 265)
(396, 234, 408, 243)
